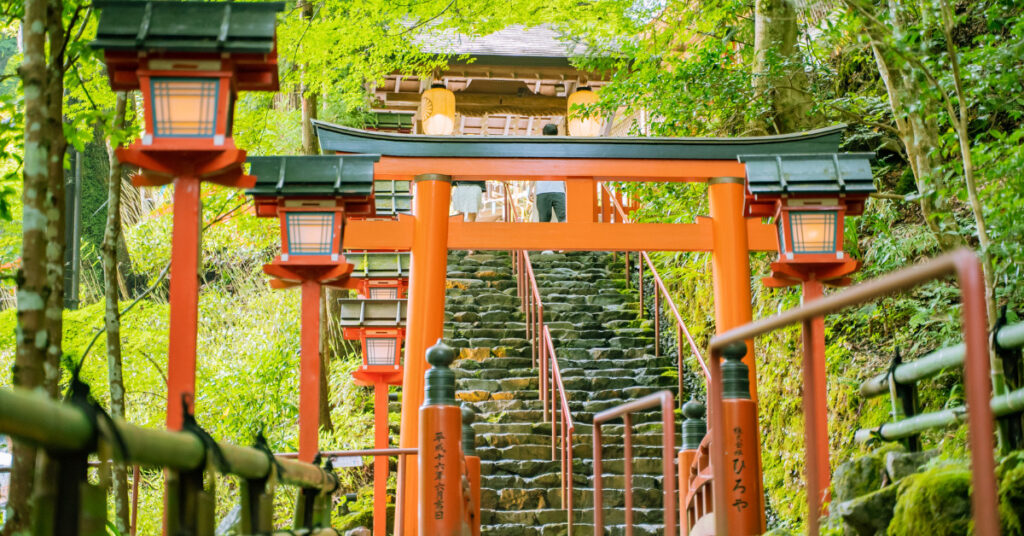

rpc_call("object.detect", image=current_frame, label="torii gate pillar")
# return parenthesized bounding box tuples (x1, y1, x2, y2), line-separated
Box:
(399, 174, 453, 535)
(708, 176, 766, 533)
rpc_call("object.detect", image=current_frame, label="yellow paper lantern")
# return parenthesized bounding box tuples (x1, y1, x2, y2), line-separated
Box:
(567, 87, 603, 136)
(420, 84, 456, 135)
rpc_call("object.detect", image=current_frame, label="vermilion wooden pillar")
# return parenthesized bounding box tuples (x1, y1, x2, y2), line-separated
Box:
(166, 177, 202, 430)
(373, 381, 389, 535)
(299, 279, 322, 462)
(707, 177, 765, 533)
(801, 278, 830, 509)
(398, 174, 453, 535)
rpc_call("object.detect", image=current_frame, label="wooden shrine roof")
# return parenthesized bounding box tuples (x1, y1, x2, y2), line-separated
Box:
(313, 120, 847, 161)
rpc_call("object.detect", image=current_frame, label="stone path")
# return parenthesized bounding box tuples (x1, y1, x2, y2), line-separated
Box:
(444, 251, 680, 536)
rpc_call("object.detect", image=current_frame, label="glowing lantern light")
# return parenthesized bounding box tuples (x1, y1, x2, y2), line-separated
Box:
(421, 83, 456, 135)
(567, 86, 604, 137)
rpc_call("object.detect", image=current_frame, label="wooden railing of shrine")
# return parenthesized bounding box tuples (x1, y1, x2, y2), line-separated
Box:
(504, 183, 578, 534)
(0, 386, 355, 535)
(603, 185, 712, 391)
(705, 249, 1000, 536)
(854, 319, 1024, 450)
(592, 390, 678, 536)
(603, 184, 719, 532)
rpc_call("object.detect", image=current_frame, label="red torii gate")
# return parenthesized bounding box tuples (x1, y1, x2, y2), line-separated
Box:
(313, 120, 860, 535)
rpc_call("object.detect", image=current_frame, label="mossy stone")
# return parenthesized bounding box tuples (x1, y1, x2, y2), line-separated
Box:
(834, 483, 898, 536)
(887, 462, 972, 536)
(833, 455, 885, 503)
(998, 452, 1024, 535)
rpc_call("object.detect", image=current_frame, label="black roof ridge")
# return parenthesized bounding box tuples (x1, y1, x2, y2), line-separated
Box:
(312, 120, 849, 160)
(312, 119, 848, 147)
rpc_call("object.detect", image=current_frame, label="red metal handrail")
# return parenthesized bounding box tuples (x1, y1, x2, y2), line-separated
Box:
(683, 435, 715, 533)
(603, 184, 710, 388)
(593, 390, 678, 536)
(706, 249, 999, 536)
(542, 324, 576, 534)
(603, 184, 718, 534)
(504, 182, 578, 533)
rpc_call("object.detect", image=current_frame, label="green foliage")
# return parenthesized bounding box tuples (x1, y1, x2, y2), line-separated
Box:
(999, 452, 1024, 535)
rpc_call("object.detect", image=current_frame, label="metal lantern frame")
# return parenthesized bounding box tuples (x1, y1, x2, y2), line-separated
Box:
(741, 152, 876, 288)
(344, 327, 406, 374)
(137, 67, 234, 149)
(774, 201, 846, 263)
(278, 205, 346, 264)
(339, 298, 408, 386)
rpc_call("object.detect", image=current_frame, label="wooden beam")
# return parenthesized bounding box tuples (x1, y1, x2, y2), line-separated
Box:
(383, 92, 566, 111)
(342, 216, 779, 252)
(565, 178, 594, 223)
(372, 157, 747, 181)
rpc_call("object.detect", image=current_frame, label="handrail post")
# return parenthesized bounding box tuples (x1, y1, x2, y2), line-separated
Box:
(718, 342, 763, 534)
(540, 313, 548, 422)
(592, 423, 605, 533)
(624, 413, 634, 535)
(654, 288, 661, 358)
(678, 399, 706, 536)
(240, 464, 276, 533)
(637, 253, 643, 316)
(462, 404, 481, 536)
(419, 340, 466, 536)
(625, 251, 631, 290)
(660, 391, 678, 536)
(676, 323, 684, 403)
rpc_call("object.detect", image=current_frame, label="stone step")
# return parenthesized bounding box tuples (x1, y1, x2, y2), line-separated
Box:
(478, 408, 672, 426)
(484, 505, 670, 527)
(439, 249, 679, 535)
(471, 422, 682, 442)
(476, 442, 672, 461)
(481, 486, 666, 512)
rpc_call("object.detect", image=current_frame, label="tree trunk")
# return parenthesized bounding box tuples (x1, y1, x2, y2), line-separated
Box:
(299, 0, 319, 156)
(103, 92, 131, 534)
(5, 0, 63, 531)
(6, 0, 51, 530)
(752, 0, 812, 134)
(319, 289, 334, 432)
(43, 0, 66, 396)
(857, 0, 962, 250)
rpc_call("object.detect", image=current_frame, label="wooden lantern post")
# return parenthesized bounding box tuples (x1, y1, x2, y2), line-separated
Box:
(92, 0, 283, 430)
(247, 155, 380, 462)
(742, 153, 876, 514)
(339, 298, 408, 535)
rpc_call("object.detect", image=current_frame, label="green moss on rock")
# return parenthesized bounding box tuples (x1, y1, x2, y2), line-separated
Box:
(832, 444, 904, 503)
(887, 462, 973, 536)
(999, 452, 1024, 535)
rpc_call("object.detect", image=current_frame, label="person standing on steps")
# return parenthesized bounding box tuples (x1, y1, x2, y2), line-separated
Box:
(532, 124, 566, 224)
(452, 179, 484, 222)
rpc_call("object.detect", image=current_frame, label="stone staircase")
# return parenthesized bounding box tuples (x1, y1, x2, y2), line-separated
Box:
(443, 250, 680, 536)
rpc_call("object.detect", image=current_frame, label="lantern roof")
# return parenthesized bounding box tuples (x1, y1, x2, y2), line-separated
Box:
(338, 299, 408, 327)
(313, 120, 846, 160)
(247, 155, 379, 199)
(347, 252, 411, 278)
(92, 1, 283, 54)
(739, 153, 876, 197)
